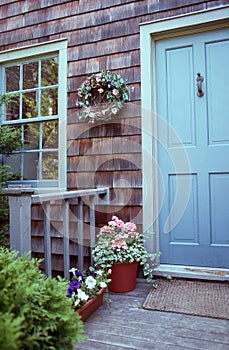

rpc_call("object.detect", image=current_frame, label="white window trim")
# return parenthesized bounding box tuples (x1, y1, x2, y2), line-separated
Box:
(0, 39, 68, 191)
(140, 6, 229, 254)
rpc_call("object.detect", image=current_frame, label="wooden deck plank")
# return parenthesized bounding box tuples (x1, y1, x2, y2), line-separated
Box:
(74, 280, 229, 350)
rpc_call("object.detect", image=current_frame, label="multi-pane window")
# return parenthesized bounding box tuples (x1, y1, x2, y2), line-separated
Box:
(0, 40, 67, 188)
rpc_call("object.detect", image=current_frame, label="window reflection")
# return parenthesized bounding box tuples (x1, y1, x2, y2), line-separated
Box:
(41, 88, 58, 116)
(23, 62, 38, 89)
(5, 66, 20, 92)
(22, 91, 38, 119)
(6, 94, 20, 121)
(41, 58, 58, 86)
(23, 123, 40, 150)
(42, 120, 58, 149)
(4, 153, 21, 177)
(23, 152, 39, 180)
(42, 152, 58, 179)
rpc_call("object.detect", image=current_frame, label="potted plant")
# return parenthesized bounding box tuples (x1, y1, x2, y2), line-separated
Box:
(92, 216, 159, 293)
(66, 266, 111, 321)
(76, 70, 129, 124)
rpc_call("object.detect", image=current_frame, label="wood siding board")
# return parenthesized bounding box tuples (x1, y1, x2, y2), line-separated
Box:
(67, 153, 141, 172)
(158, 0, 210, 11)
(0, 0, 74, 18)
(109, 188, 142, 206)
(19, 2, 144, 34)
(71, 34, 140, 61)
(112, 170, 142, 188)
(206, 0, 229, 8)
(68, 18, 140, 47)
(67, 50, 140, 78)
(112, 135, 141, 154)
(94, 172, 114, 188)
(67, 103, 141, 126)
(67, 123, 90, 139)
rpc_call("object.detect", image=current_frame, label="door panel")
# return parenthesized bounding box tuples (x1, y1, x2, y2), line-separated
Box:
(206, 40, 229, 144)
(156, 29, 229, 268)
(210, 173, 229, 245)
(166, 46, 195, 147)
(168, 174, 199, 244)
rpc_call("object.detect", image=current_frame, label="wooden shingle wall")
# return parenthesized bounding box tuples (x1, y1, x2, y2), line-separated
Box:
(1, 0, 227, 274)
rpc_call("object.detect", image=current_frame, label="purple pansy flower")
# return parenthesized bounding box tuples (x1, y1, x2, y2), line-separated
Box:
(66, 279, 82, 298)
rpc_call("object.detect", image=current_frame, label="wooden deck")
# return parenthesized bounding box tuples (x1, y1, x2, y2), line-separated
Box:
(74, 279, 229, 350)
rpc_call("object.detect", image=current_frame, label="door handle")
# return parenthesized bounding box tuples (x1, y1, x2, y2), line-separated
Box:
(196, 73, 204, 97)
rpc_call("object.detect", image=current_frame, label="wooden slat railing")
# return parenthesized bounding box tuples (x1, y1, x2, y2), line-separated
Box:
(5, 186, 109, 279)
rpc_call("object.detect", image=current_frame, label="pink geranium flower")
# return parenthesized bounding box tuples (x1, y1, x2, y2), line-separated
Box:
(129, 232, 140, 238)
(100, 225, 113, 234)
(124, 222, 136, 231)
(112, 88, 118, 96)
(111, 238, 127, 250)
(116, 219, 124, 228)
(84, 80, 90, 86)
(107, 220, 115, 227)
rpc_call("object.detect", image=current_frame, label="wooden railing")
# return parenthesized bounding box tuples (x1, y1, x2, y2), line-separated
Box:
(5, 186, 109, 279)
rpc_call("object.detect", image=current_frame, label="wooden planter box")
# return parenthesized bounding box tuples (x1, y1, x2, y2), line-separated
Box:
(76, 288, 105, 322)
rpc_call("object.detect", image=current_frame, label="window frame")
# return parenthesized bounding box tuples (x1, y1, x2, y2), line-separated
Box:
(0, 39, 68, 191)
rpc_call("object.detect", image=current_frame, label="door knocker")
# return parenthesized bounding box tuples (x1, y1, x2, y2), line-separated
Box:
(196, 73, 204, 97)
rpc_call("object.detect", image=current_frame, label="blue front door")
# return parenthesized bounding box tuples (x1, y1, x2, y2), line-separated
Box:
(156, 28, 229, 268)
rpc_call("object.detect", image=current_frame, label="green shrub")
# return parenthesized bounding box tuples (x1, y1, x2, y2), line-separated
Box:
(0, 248, 85, 350)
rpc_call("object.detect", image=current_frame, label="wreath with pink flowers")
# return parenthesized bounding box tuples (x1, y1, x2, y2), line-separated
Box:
(76, 70, 129, 123)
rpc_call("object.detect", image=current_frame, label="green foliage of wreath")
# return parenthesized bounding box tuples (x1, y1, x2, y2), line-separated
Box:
(76, 70, 129, 123)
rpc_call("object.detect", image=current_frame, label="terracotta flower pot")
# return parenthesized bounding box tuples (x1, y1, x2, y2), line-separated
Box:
(76, 288, 105, 322)
(108, 261, 138, 293)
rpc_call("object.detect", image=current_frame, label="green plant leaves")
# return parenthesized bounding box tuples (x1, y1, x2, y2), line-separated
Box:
(0, 248, 85, 350)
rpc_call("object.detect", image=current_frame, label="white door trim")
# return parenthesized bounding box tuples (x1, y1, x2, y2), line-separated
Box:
(140, 6, 229, 268)
(153, 264, 229, 281)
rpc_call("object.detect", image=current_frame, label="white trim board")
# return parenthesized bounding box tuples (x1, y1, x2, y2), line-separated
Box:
(153, 265, 229, 281)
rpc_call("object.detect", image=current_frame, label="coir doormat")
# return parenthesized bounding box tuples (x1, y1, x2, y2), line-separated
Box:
(143, 278, 229, 319)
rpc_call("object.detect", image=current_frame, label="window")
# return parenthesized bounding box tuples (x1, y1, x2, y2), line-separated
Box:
(0, 40, 67, 189)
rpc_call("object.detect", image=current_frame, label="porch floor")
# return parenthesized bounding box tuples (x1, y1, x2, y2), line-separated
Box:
(74, 279, 229, 350)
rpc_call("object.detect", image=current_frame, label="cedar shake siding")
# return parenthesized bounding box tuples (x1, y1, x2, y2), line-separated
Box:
(1, 0, 227, 274)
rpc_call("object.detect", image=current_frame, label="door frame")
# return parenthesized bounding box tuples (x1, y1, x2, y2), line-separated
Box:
(140, 6, 229, 271)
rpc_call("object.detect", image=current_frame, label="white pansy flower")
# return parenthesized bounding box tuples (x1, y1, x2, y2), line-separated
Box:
(74, 299, 81, 307)
(69, 267, 77, 276)
(96, 270, 103, 276)
(112, 107, 118, 114)
(85, 276, 97, 289)
(99, 282, 107, 288)
(77, 289, 89, 301)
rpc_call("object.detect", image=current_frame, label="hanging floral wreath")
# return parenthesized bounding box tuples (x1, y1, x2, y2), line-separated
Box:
(76, 70, 129, 123)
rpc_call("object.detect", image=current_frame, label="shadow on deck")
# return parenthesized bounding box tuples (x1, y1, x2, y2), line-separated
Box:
(74, 279, 229, 350)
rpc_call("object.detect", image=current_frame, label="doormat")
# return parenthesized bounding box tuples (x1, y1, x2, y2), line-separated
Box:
(143, 278, 229, 319)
